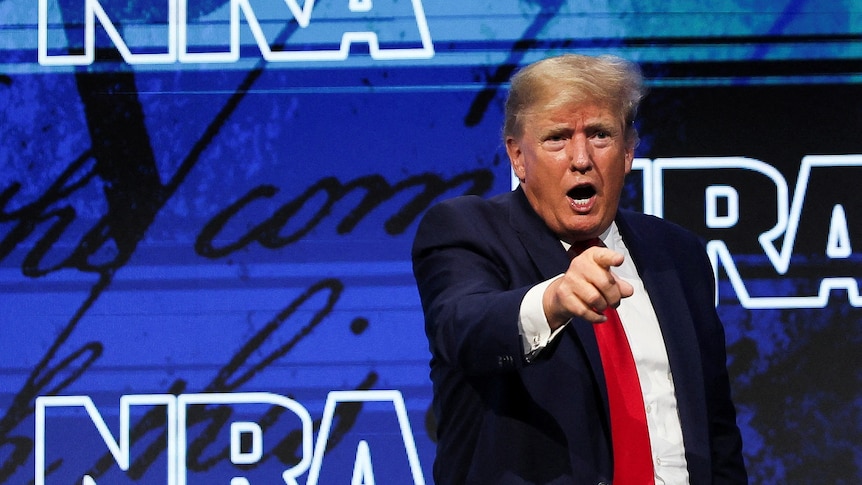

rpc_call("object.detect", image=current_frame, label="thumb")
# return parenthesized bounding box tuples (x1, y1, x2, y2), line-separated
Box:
(617, 277, 634, 299)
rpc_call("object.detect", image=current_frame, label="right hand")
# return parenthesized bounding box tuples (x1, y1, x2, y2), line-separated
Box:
(542, 246, 634, 328)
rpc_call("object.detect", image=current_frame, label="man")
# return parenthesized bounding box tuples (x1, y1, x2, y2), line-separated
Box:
(412, 54, 747, 484)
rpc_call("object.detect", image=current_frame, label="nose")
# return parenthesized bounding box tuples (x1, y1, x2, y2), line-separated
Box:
(569, 134, 592, 172)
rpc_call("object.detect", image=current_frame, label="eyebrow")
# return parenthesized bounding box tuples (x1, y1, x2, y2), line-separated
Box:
(585, 119, 620, 133)
(541, 125, 574, 138)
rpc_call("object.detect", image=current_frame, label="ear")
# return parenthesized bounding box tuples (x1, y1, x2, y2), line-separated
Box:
(506, 136, 526, 181)
(624, 141, 635, 174)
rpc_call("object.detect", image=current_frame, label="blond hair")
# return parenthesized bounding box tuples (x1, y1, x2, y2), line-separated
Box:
(503, 54, 645, 146)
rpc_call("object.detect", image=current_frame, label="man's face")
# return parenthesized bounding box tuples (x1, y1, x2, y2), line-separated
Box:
(506, 102, 634, 244)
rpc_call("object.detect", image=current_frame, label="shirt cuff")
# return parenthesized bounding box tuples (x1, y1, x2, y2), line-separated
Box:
(519, 274, 567, 361)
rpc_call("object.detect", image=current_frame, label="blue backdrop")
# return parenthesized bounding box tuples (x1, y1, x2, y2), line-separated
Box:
(2, 0, 861, 483)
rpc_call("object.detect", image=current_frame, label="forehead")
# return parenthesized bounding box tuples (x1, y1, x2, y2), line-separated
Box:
(524, 101, 621, 128)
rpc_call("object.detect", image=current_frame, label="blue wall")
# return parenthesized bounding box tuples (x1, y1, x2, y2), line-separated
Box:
(2, 1, 861, 483)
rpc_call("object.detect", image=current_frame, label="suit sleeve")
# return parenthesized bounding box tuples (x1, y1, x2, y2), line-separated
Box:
(412, 198, 532, 376)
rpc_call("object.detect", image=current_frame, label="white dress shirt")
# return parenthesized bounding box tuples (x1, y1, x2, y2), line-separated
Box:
(519, 222, 690, 484)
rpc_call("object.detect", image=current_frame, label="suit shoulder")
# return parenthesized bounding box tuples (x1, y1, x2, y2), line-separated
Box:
(428, 191, 512, 213)
(618, 209, 702, 245)
(419, 191, 513, 228)
(412, 191, 518, 258)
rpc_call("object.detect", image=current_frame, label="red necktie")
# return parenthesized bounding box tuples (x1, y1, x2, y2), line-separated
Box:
(569, 238, 654, 484)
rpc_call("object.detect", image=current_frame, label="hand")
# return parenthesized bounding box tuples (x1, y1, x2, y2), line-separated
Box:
(543, 246, 635, 328)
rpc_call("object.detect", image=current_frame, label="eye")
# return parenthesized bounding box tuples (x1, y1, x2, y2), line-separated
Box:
(589, 128, 615, 147)
(540, 128, 571, 150)
(589, 128, 613, 139)
(541, 135, 567, 151)
(542, 130, 569, 142)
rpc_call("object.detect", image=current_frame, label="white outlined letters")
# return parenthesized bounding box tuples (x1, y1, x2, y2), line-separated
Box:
(35, 390, 425, 484)
(38, 0, 434, 65)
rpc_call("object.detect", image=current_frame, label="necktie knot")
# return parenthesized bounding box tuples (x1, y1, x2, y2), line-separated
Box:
(567, 237, 603, 259)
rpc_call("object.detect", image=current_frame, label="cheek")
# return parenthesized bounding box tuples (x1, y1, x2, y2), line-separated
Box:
(603, 168, 628, 204)
(535, 154, 571, 181)
(531, 162, 565, 186)
(549, 148, 571, 164)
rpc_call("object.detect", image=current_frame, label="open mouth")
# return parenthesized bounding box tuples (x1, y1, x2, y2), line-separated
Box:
(567, 185, 596, 207)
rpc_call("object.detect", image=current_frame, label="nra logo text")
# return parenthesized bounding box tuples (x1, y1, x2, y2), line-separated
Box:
(38, 0, 434, 66)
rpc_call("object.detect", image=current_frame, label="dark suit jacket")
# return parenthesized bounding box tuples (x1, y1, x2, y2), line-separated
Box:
(412, 187, 747, 484)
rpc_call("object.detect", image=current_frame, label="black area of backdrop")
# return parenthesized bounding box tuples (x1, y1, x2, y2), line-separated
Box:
(642, 83, 862, 162)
